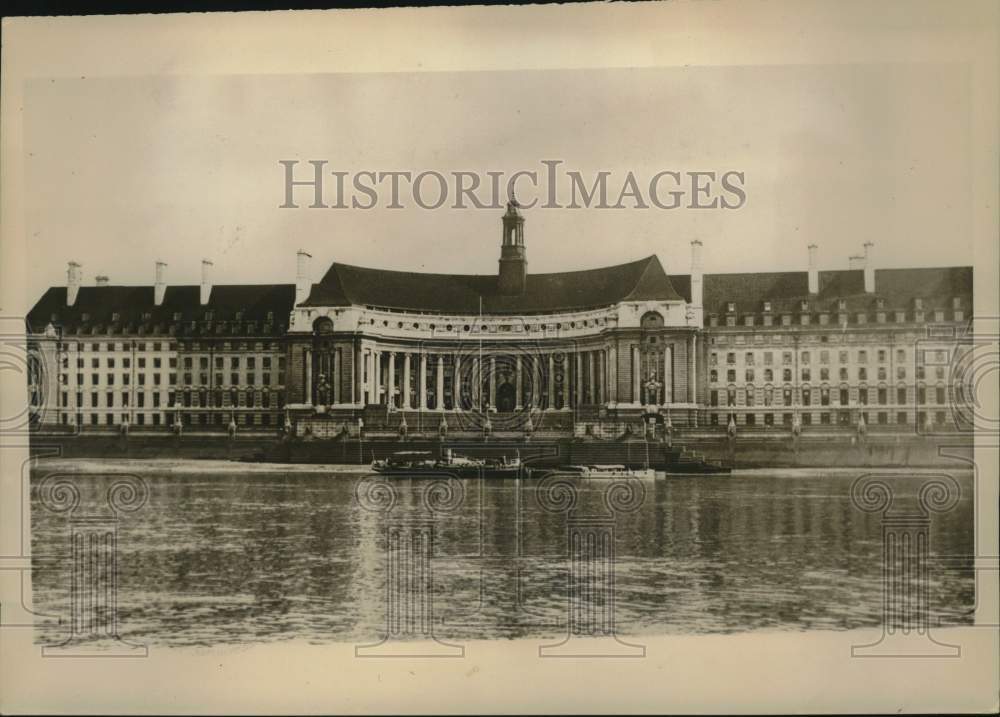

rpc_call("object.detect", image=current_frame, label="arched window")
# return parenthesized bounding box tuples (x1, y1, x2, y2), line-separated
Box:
(312, 317, 334, 334)
(640, 311, 664, 329)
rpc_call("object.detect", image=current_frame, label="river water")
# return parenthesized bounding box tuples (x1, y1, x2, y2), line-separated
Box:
(29, 467, 975, 648)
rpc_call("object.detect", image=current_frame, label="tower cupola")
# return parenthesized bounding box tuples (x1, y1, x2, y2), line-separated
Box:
(498, 196, 527, 295)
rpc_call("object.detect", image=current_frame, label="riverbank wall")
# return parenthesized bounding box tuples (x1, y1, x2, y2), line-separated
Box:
(27, 432, 974, 469)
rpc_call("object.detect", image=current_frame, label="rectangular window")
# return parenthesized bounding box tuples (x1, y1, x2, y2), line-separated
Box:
(935, 387, 945, 404)
(897, 387, 907, 405)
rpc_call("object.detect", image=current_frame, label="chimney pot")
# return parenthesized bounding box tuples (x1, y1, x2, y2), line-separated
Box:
(807, 244, 819, 294)
(154, 261, 167, 306)
(95, 275, 109, 287)
(689, 239, 704, 310)
(200, 259, 214, 305)
(295, 250, 313, 306)
(863, 242, 875, 293)
(66, 261, 82, 307)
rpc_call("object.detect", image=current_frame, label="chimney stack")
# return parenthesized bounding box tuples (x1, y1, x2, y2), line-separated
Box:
(807, 244, 818, 295)
(848, 255, 864, 270)
(862, 241, 875, 293)
(95, 275, 109, 287)
(66, 261, 82, 307)
(690, 239, 703, 309)
(200, 259, 213, 305)
(154, 261, 167, 306)
(295, 250, 312, 306)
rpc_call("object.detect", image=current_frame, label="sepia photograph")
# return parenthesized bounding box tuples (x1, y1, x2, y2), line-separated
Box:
(1, 1, 997, 713)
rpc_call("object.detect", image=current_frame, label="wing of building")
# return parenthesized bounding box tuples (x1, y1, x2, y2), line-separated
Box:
(26, 204, 972, 437)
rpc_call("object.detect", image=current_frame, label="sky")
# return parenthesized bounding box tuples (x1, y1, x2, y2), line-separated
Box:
(23, 63, 974, 298)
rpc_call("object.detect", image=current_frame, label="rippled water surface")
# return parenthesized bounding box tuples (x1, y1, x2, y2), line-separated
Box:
(30, 467, 975, 647)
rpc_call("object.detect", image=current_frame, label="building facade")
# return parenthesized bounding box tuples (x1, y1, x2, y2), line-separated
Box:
(26, 203, 973, 437)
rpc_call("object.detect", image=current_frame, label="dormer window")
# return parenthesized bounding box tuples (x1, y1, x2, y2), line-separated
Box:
(952, 297, 961, 309)
(726, 302, 736, 313)
(876, 298, 885, 309)
(111, 312, 120, 322)
(235, 311, 243, 321)
(266, 311, 274, 322)
(204, 311, 214, 321)
(838, 299, 847, 311)
(173, 312, 182, 321)
(81, 313, 90, 322)
(763, 301, 772, 313)
(800, 300, 809, 311)
(914, 298, 923, 310)
(142, 312, 152, 321)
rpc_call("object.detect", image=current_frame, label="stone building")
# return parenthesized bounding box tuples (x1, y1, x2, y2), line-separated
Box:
(26, 260, 293, 432)
(26, 203, 972, 437)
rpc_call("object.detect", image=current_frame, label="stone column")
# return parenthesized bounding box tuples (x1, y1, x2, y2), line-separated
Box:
(533, 355, 542, 408)
(575, 351, 583, 407)
(452, 353, 461, 409)
(515, 355, 523, 410)
(607, 346, 618, 403)
(436, 355, 444, 410)
(354, 343, 362, 404)
(489, 355, 497, 409)
(587, 351, 595, 405)
(689, 335, 697, 403)
(374, 350, 383, 405)
(304, 348, 313, 405)
(402, 353, 411, 409)
(387, 352, 396, 408)
(475, 356, 482, 409)
(333, 349, 340, 404)
(418, 353, 428, 410)
(596, 350, 604, 405)
(664, 346, 672, 405)
(548, 353, 555, 409)
(632, 344, 640, 404)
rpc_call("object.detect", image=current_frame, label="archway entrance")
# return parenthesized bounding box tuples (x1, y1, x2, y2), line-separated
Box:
(496, 382, 516, 412)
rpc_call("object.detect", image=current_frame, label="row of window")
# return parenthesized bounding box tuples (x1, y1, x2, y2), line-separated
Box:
(57, 341, 176, 352)
(708, 410, 950, 427)
(59, 372, 286, 387)
(710, 365, 947, 383)
(61, 355, 287, 371)
(710, 348, 950, 367)
(709, 308, 963, 328)
(709, 386, 949, 407)
(60, 389, 286, 409)
(60, 411, 279, 427)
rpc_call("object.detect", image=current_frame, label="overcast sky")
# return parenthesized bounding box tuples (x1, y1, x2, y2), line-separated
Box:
(24, 63, 973, 299)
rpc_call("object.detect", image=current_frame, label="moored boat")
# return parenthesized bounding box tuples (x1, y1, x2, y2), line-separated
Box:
(555, 464, 656, 479)
(371, 448, 523, 478)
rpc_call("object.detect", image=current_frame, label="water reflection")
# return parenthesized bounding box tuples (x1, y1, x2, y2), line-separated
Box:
(30, 469, 974, 647)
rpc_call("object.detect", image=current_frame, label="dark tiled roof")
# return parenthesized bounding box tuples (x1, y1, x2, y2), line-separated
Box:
(669, 267, 972, 316)
(303, 255, 682, 314)
(27, 284, 295, 337)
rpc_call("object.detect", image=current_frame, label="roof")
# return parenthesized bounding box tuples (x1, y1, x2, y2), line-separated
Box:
(303, 255, 683, 314)
(666, 267, 973, 316)
(27, 284, 295, 337)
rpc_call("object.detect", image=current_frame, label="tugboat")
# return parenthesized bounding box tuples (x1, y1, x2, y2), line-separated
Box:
(556, 464, 657, 479)
(372, 448, 523, 478)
